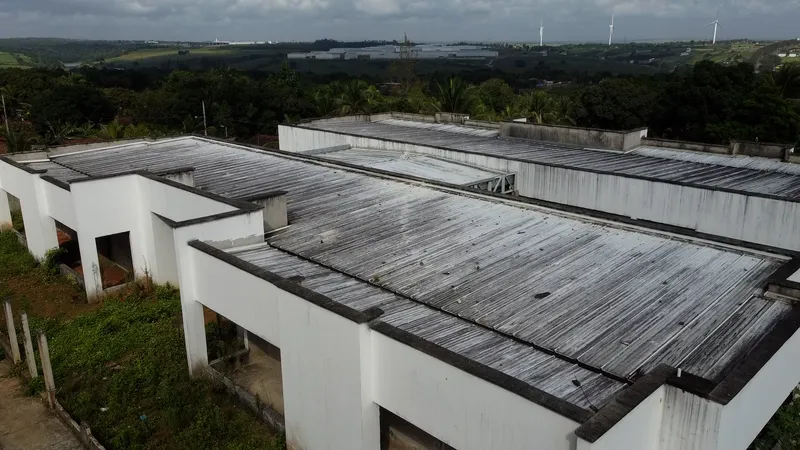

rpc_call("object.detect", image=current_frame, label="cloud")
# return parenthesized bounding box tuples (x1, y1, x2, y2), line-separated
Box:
(0, 0, 798, 41)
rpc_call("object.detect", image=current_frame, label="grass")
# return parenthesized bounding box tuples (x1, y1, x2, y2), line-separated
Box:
(0, 51, 33, 68)
(106, 47, 232, 62)
(0, 231, 283, 450)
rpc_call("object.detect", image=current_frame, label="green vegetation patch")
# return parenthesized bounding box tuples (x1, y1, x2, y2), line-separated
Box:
(38, 289, 282, 450)
(0, 52, 32, 68)
(0, 231, 281, 450)
(107, 47, 232, 62)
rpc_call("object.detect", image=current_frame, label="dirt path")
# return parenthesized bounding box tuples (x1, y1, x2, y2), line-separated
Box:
(0, 359, 83, 450)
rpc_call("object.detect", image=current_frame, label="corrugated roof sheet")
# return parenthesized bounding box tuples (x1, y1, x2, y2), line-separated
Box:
(40, 136, 792, 408)
(306, 120, 800, 200)
(229, 244, 626, 410)
(632, 146, 800, 176)
(316, 147, 506, 185)
(26, 161, 85, 181)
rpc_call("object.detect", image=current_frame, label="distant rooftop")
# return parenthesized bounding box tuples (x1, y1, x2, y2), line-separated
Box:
(305, 118, 800, 201)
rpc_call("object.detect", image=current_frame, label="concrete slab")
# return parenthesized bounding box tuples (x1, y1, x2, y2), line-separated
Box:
(0, 359, 83, 450)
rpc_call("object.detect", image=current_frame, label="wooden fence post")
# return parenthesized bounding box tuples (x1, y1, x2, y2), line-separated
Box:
(37, 331, 56, 408)
(21, 313, 38, 378)
(3, 300, 21, 363)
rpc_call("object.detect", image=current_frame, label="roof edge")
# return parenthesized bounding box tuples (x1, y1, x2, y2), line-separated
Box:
(187, 240, 384, 324)
(370, 320, 594, 424)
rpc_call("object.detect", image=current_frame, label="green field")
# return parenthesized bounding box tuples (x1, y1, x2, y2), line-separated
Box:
(105, 46, 233, 62)
(0, 51, 34, 68)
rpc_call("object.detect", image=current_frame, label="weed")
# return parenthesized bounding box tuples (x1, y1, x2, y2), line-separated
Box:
(0, 231, 36, 278)
(25, 376, 45, 396)
(42, 247, 67, 278)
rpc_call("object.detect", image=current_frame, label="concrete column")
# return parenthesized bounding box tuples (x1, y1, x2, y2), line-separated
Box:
(279, 303, 379, 450)
(175, 242, 208, 377)
(0, 190, 11, 230)
(76, 235, 103, 300)
(181, 295, 209, 377)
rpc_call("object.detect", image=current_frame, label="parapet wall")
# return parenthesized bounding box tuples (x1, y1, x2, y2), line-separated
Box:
(642, 137, 796, 161)
(500, 122, 648, 151)
(732, 141, 793, 160)
(640, 137, 729, 155)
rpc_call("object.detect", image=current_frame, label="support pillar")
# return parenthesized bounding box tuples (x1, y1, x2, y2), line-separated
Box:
(181, 296, 209, 377)
(76, 235, 103, 300)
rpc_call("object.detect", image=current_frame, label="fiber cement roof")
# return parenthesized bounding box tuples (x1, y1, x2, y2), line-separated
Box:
(305, 119, 800, 201)
(313, 147, 507, 185)
(27, 136, 793, 412)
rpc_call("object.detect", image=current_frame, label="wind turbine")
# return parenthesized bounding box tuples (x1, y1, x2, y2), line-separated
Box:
(539, 18, 544, 47)
(608, 14, 615, 46)
(706, 10, 721, 44)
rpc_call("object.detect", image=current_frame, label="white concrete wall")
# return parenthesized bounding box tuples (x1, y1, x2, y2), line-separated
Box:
(150, 214, 178, 285)
(577, 387, 664, 450)
(372, 332, 581, 450)
(716, 327, 800, 450)
(187, 245, 378, 450)
(41, 181, 77, 231)
(279, 127, 800, 251)
(659, 386, 722, 450)
(70, 175, 145, 295)
(173, 213, 264, 375)
(0, 162, 58, 258)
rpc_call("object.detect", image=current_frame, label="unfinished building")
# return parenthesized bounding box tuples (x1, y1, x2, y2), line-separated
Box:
(1, 114, 799, 450)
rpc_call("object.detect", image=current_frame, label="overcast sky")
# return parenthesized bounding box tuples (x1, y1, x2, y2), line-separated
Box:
(0, 0, 798, 43)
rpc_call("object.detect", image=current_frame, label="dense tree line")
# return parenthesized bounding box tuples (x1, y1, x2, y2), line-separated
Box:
(1, 61, 798, 153)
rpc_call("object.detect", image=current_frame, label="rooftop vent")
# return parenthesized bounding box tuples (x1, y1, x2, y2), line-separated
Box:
(238, 191, 289, 233)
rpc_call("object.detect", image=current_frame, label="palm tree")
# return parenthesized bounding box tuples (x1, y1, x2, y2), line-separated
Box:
(337, 80, 382, 115)
(433, 77, 474, 114)
(99, 118, 127, 140)
(525, 90, 557, 124)
(312, 87, 339, 117)
(553, 96, 577, 126)
(765, 64, 800, 99)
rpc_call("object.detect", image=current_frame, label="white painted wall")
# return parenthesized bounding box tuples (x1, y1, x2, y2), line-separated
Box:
(279, 126, 800, 251)
(0, 162, 58, 258)
(70, 175, 145, 296)
(716, 327, 800, 450)
(659, 386, 722, 450)
(279, 298, 378, 450)
(372, 332, 581, 450)
(577, 387, 664, 450)
(41, 181, 77, 231)
(173, 212, 264, 376)
(187, 244, 378, 450)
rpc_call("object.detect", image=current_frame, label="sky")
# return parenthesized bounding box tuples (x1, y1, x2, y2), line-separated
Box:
(0, 0, 798, 43)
